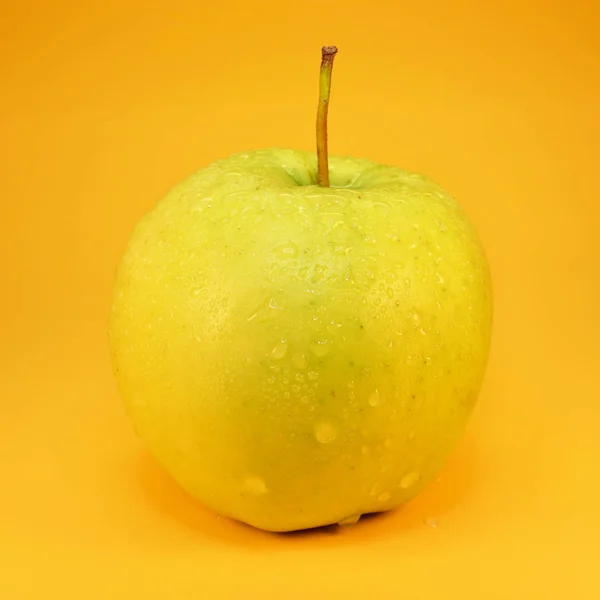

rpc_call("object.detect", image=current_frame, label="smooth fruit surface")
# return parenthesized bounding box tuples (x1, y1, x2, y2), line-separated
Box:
(109, 148, 492, 531)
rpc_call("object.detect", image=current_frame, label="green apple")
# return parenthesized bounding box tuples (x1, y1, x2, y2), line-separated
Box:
(109, 47, 492, 532)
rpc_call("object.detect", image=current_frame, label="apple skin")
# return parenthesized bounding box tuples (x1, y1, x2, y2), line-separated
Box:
(109, 148, 492, 532)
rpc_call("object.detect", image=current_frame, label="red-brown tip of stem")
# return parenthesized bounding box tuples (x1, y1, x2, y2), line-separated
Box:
(322, 46, 338, 60)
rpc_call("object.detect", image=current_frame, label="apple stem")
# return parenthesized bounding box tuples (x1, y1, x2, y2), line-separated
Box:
(316, 46, 338, 187)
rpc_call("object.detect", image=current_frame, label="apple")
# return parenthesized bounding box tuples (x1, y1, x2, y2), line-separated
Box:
(109, 47, 492, 532)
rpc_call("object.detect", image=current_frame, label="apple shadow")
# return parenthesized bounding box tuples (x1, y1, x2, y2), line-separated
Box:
(134, 434, 480, 547)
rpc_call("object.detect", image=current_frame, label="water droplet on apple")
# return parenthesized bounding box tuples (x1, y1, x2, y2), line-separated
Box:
(292, 354, 307, 370)
(311, 339, 330, 357)
(369, 482, 381, 496)
(338, 513, 361, 526)
(270, 340, 288, 360)
(314, 420, 337, 444)
(274, 242, 298, 258)
(399, 470, 420, 489)
(307, 370, 319, 381)
(243, 475, 268, 495)
(378, 492, 391, 502)
(269, 298, 283, 310)
(368, 389, 381, 407)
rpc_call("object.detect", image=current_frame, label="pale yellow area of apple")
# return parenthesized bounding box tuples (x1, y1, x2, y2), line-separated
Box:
(109, 148, 493, 532)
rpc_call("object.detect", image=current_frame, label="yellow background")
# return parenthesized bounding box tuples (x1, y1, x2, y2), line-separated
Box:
(2, 0, 598, 597)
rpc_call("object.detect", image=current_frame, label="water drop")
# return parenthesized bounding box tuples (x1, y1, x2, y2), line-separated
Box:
(369, 482, 381, 496)
(275, 242, 298, 258)
(292, 354, 307, 370)
(243, 475, 268, 495)
(368, 389, 381, 407)
(338, 513, 361, 526)
(311, 339, 330, 357)
(270, 340, 288, 360)
(408, 429, 416, 441)
(269, 298, 283, 310)
(307, 370, 319, 381)
(314, 420, 338, 444)
(424, 517, 439, 528)
(378, 492, 391, 502)
(400, 470, 420, 489)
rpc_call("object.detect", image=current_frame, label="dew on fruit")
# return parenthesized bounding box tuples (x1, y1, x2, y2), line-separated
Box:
(400, 470, 420, 489)
(307, 370, 319, 381)
(269, 298, 283, 310)
(314, 420, 338, 443)
(368, 389, 381, 407)
(311, 339, 330, 357)
(293, 354, 307, 370)
(424, 517, 439, 528)
(338, 513, 361, 526)
(274, 242, 298, 258)
(192, 288, 202, 296)
(369, 482, 381, 496)
(378, 492, 391, 502)
(270, 340, 288, 360)
(243, 475, 268, 495)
